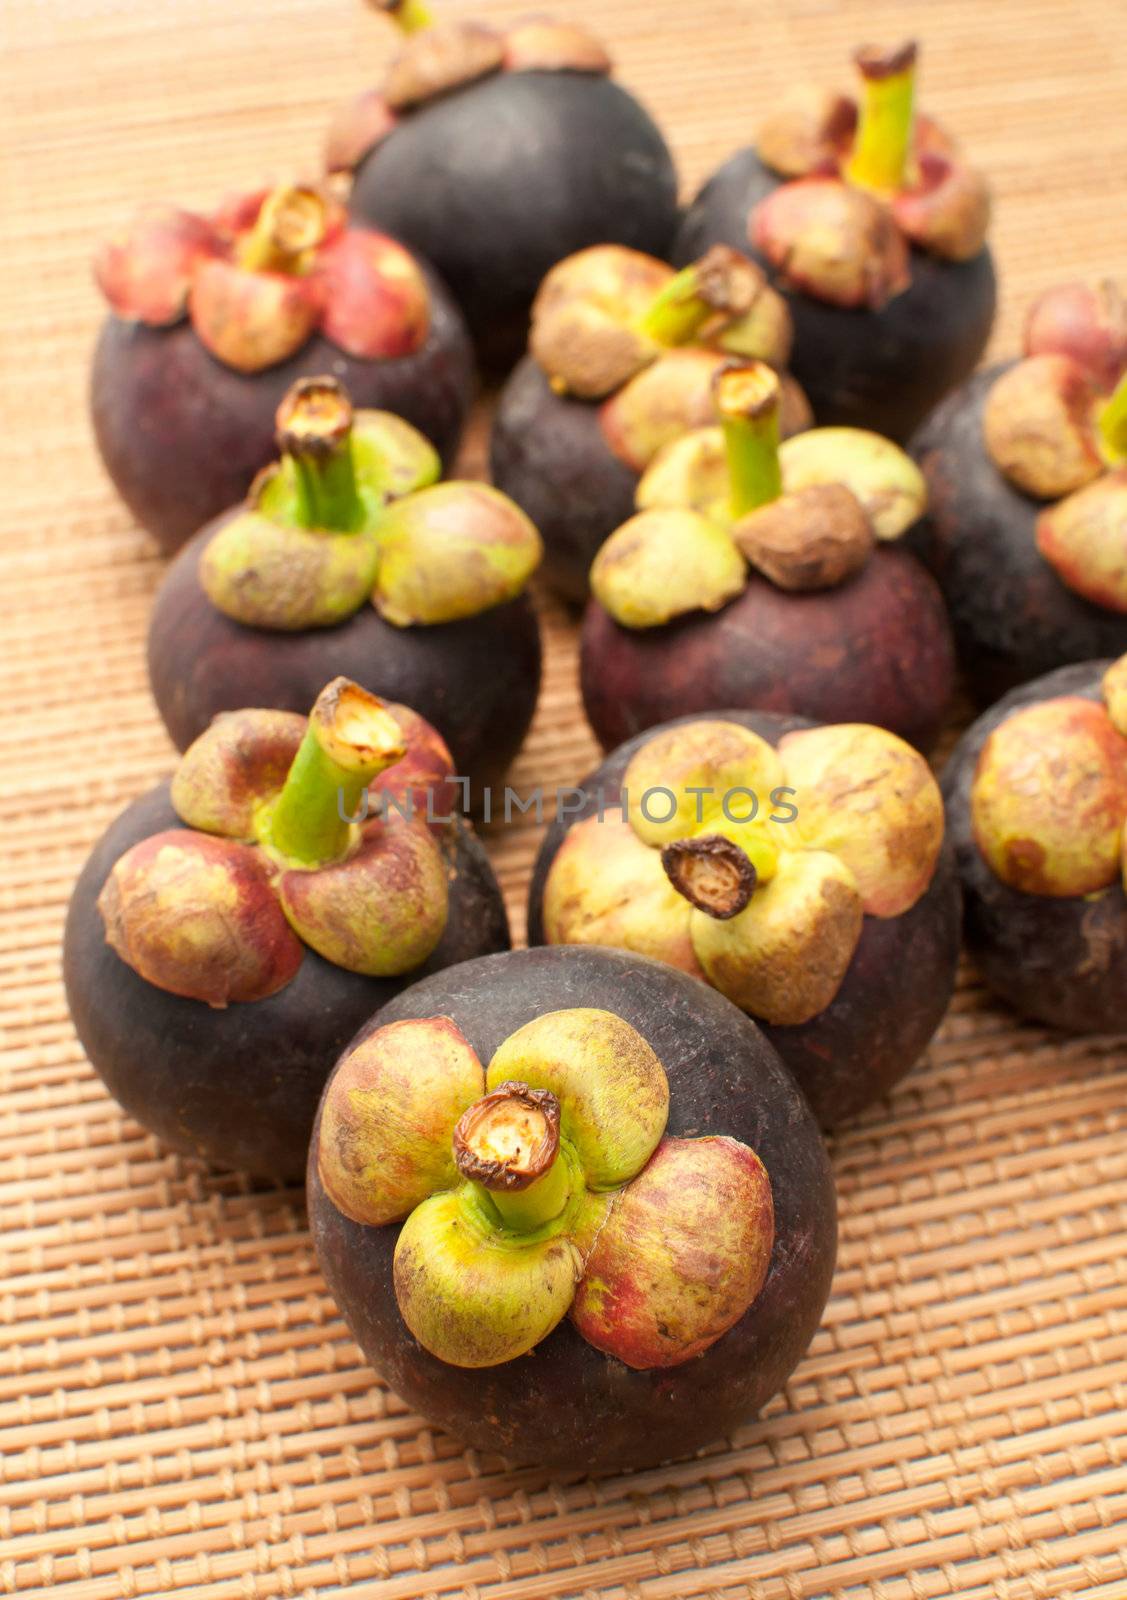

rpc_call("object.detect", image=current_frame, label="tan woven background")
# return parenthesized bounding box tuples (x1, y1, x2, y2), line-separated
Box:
(3, 0, 1127, 1595)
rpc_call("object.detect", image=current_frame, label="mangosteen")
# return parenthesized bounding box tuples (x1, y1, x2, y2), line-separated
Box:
(909, 280, 1127, 705)
(580, 360, 954, 753)
(308, 944, 836, 1470)
(91, 182, 475, 552)
(63, 678, 510, 1181)
(526, 712, 959, 1127)
(148, 376, 542, 799)
(491, 242, 814, 602)
(943, 654, 1127, 1033)
(328, 6, 680, 370)
(674, 41, 996, 440)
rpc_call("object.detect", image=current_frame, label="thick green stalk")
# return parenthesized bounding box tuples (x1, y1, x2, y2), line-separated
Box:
(846, 41, 918, 195)
(715, 362, 783, 520)
(454, 1085, 570, 1232)
(237, 185, 327, 275)
(275, 379, 364, 532)
(263, 679, 406, 866)
(1099, 368, 1127, 462)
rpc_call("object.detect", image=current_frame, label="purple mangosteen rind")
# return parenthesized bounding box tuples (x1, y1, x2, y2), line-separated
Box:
(580, 542, 955, 756)
(63, 781, 510, 1181)
(674, 146, 996, 442)
(526, 709, 961, 1128)
(92, 253, 475, 554)
(308, 945, 837, 1472)
(909, 364, 1127, 704)
(942, 661, 1127, 1034)
(489, 355, 640, 605)
(148, 519, 542, 799)
(346, 68, 680, 372)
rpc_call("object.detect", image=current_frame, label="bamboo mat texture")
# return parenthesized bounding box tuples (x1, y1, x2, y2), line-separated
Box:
(3, 0, 1127, 1595)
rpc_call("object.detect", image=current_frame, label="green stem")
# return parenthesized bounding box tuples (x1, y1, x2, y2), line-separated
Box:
(453, 1085, 570, 1233)
(487, 1158, 570, 1232)
(237, 185, 327, 275)
(1099, 369, 1127, 462)
(264, 679, 406, 866)
(714, 362, 783, 519)
(275, 379, 364, 532)
(375, 0, 433, 33)
(637, 251, 749, 348)
(846, 41, 917, 195)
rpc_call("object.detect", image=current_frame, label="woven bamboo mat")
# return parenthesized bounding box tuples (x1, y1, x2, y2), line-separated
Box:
(3, 0, 1127, 1595)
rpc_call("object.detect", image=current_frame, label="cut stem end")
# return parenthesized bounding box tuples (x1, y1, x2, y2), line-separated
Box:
(238, 186, 328, 275)
(275, 378, 363, 531)
(846, 40, 918, 195)
(454, 1083, 568, 1231)
(265, 679, 406, 867)
(714, 361, 783, 518)
(661, 835, 758, 919)
(637, 247, 759, 348)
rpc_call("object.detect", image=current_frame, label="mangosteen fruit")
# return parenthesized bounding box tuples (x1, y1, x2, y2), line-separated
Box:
(674, 41, 996, 440)
(308, 944, 836, 1469)
(580, 360, 954, 753)
(526, 711, 959, 1127)
(491, 242, 814, 602)
(91, 182, 475, 552)
(329, 6, 679, 370)
(909, 279, 1127, 705)
(63, 678, 510, 1180)
(148, 376, 542, 799)
(943, 654, 1127, 1033)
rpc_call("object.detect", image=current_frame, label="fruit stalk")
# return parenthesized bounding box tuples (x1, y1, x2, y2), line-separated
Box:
(846, 41, 918, 195)
(373, 0, 433, 34)
(275, 379, 365, 531)
(1099, 368, 1127, 462)
(637, 248, 754, 348)
(264, 679, 407, 866)
(453, 1083, 570, 1231)
(237, 185, 328, 275)
(715, 361, 784, 519)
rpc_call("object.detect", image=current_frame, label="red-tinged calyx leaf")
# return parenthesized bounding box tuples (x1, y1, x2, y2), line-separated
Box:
(325, 88, 399, 175)
(317, 229, 430, 360)
(189, 258, 323, 372)
(571, 1135, 774, 1368)
(97, 831, 303, 1006)
(94, 205, 217, 325)
(751, 177, 910, 310)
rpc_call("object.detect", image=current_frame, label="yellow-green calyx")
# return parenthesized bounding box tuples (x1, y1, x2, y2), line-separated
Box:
(529, 244, 794, 403)
(750, 42, 991, 309)
(971, 677, 1127, 898)
(98, 679, 455, 1006)
(318, 1008, 776, 1369)
(591, 359, 924, 629)
(543, 718, 945, 1025)
(982, 280, 1127, 612)
(199, 376, 541, 632)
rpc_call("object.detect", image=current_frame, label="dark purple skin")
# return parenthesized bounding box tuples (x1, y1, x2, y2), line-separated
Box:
(674, 149, 996, 442)
(147, 525, 542, 801)
(943, 660, 1127, 1033)
(489, 355, 638, 605)
(349, 71, 679, 373)
(909, 364, 1127, 705)
(308, 945, 837, 1471)
(63, 784, 510, 1182)
(90, 266, 475, 555)
(526, 710, 961, 1128)
(580, 545, 956, 756)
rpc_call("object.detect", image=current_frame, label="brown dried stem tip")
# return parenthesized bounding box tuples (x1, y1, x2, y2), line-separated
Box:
(453, 1083, 568, 1230)
(454, 1083, 560, 1191)
(237, 186, 328, 275)
(661, 836, 758, 920)
(854, 40, 918, 80)
(276, 377, 354, 458)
